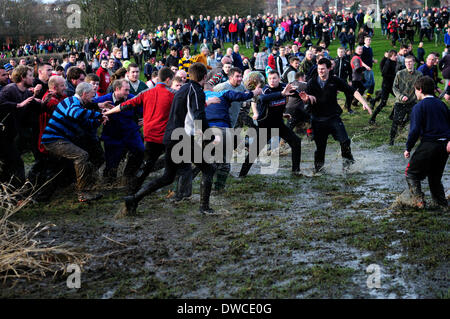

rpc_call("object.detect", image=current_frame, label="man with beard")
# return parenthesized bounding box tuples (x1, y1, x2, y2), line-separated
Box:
(0, 66, 42, 187)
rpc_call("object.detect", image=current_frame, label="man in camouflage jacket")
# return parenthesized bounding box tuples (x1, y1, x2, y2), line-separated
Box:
(390, 55, 423, 145)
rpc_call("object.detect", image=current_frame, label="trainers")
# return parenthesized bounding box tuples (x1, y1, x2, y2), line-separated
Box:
(348, 109, 355, 114)
(78, 192, 103, 203)
(199, 206, 216, 215)
(369, 119, 376, 125)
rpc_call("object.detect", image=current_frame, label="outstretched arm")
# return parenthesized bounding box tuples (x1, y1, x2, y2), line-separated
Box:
(353, 90, 372, 114)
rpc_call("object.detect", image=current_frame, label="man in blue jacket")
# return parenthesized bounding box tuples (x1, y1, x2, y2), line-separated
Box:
(93, 79, 144, 188)
(202, 82, 262, 190)
(239, 70, 302, 177)
(404, 76, 450, 209)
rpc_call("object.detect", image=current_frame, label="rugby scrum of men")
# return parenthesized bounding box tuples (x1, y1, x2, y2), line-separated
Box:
(0, 11, 449, 215)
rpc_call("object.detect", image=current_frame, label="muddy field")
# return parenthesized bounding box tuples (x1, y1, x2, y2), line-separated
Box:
(1, 131, 448, 299)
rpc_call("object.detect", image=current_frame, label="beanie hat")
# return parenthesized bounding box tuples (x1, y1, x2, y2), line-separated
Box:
(4, 63, 13, 72)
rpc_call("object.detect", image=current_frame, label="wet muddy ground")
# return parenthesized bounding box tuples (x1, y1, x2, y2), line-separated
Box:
(2, 134, 448, 299)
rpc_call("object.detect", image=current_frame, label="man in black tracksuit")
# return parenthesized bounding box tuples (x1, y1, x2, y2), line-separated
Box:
(304, 58, 372, 173)
(404, 76, 449, 209)
(239, 70, 302, 177)
(369, 50, 398, 124)
(122, 63, 217, 215)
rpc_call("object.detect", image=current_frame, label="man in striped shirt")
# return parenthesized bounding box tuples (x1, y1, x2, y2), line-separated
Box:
(41, 82, 111, 202)
(178, 46, 194, 80)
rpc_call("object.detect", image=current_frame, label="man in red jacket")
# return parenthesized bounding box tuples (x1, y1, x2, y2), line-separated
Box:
(103, 67, 175, 192)
(34, 75, 70, 201)
(96, 59, 111, 96)
(229, 19, 238, 44)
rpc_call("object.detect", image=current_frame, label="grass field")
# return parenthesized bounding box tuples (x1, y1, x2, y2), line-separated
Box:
(1, 29, 449, 299)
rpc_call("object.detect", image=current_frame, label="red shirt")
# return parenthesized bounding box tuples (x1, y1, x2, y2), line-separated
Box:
(120, 83, 174, 143)
(96, 66, 111, 96)
(39, 91, 67, 154)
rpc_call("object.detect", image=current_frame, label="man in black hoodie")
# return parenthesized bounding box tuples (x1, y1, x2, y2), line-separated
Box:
(121, 63, 219, 216)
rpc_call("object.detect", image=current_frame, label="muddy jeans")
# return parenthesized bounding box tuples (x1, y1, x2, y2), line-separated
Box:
(43, 139, 96, 192)
(390, 102, 415, 141)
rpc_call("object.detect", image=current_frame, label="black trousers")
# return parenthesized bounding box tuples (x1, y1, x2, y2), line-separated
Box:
(133, 141, 166, 193)
(406, 140, 449, 205)
(312, 116, 353, 171)
(239, 119, 302, 176)
(390, 102, 415, 141)
(0, 136, 25, 188)
(135, 139, 215, 206)
(285, 106, 311, 130)
(371, 82, 394, 121)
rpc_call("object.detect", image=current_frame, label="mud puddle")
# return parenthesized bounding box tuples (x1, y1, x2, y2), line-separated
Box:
(2, 140, 448, 298)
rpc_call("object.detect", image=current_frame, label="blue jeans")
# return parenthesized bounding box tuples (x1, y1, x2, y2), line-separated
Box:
(363, 70, 375, 94)
(103, 131, 144, 177)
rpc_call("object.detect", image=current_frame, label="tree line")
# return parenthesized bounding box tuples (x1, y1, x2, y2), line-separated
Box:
(0, 0, 266, 43)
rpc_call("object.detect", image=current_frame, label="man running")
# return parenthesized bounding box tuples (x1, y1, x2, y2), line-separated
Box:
(304, 58, 372, 173)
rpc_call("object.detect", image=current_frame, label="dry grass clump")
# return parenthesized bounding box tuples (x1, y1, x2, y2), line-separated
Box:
(0, 181, 90, 282)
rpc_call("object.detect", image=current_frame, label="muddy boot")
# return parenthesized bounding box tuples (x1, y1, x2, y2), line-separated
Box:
(314, 161, 324, 174)
(214, 171, 228, 193)
(174, 171, 193, 202)
(406, 177, 425, 208)
(429, 179, 449, 209)
(199, 173, 215, 215)
(389, 125, 397, 146)
(343, 158, 355, 172)
(239, 162, 252, 177)
(369, 100, 385, 125)
(117, 195, 138, 217)
(430, 194, 449, 210)
(341, 140, 354, 171)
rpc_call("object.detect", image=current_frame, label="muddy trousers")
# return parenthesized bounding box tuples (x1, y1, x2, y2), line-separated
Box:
(134, 139, 216, 211)
(370, 83, 394, 122)
(285, 106, 311, 131)
(43, 139, 96, 192)
(132, 141, 165, 194)
(390, 102, 414, 143)
(312, 116, 354, 172)
(0, 137, 25, 188)
(405, 140, 449, 206)
(239, 120, 302, 177)
(27, 155, 75, 202)
(190, 127, 232, 192)
(102, 133, 144, 181)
